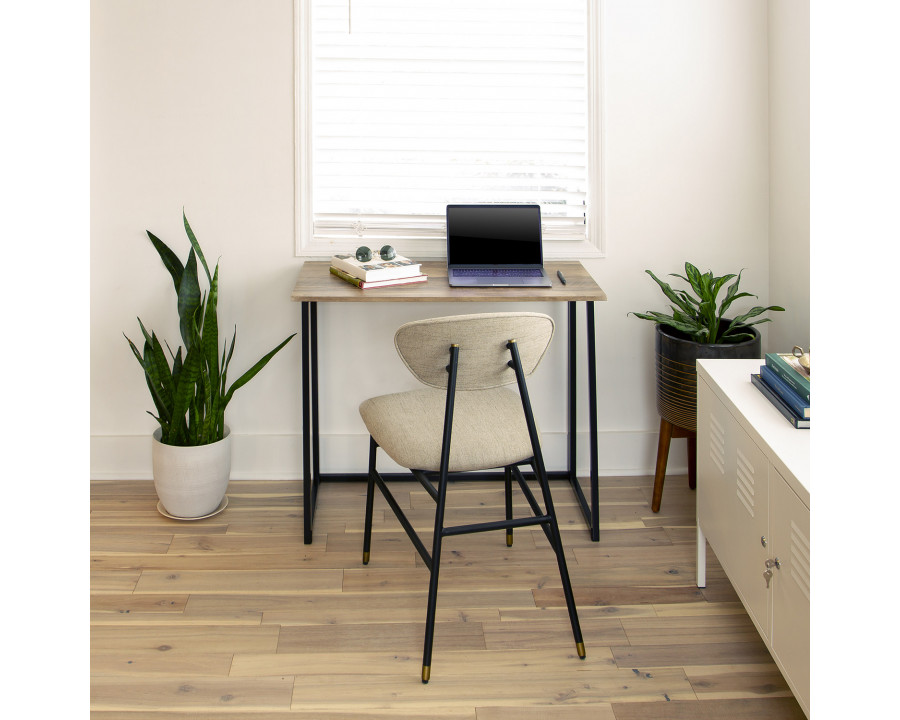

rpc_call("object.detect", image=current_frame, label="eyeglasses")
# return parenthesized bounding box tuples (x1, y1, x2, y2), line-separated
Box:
(355, 245, 396, 262)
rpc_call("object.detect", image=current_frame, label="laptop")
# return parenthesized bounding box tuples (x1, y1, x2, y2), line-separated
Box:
(446, 204, 552, 287)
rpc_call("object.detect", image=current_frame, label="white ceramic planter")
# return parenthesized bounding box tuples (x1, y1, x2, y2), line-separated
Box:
(152, 426, 232, 518)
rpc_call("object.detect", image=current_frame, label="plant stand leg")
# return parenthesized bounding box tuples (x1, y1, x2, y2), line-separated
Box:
(651, 417, 673, 513)
(687, 432, 697, 490)
(652, 420, 698, 512)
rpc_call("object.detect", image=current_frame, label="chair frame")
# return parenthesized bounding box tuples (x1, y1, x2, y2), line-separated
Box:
(362, 336, 585, 683)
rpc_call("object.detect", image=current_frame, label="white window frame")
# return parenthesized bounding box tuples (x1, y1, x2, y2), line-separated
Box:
(294, 0, 605, 259)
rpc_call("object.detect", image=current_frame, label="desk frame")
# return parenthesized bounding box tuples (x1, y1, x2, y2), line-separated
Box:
(293, 261, 606, 544)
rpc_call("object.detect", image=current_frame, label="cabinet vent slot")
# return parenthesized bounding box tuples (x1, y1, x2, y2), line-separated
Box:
(735, 449, 755, 517)
(790, 520, 811, 600)
(708, 413, 725, 474)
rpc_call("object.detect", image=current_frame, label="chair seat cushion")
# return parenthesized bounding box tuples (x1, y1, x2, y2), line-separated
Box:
(359, 387, 536, 472)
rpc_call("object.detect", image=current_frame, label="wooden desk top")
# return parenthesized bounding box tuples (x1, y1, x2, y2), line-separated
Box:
(291, 261, 607, 303)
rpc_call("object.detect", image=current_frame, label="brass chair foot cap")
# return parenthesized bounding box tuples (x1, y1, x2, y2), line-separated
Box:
(576, 642, 586, 659)
(422, 666, 431, 683)
(506, 532, 514, 547)
(363, 551, 370, 565)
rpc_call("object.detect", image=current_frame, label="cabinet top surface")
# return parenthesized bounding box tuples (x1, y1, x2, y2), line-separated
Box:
(291, 260, 607, 303)
(697, 358, 810, 506)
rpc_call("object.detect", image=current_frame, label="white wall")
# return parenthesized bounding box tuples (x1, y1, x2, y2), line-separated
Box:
(767, 0, 810, 352)
(91, 0, 787, 480)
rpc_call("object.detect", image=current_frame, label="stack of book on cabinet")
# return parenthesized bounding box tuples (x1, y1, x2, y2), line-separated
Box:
(329, 252, 427, 289)
(750, 353, 810, 428)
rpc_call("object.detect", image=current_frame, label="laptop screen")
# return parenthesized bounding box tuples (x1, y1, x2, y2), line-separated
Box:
(446, 204, 543, 266)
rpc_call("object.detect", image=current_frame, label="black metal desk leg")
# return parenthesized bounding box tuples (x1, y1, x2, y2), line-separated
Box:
(311, 302, 320, 487)
(301, 302, 313, 544)
(565, 301, 597, 541)
(301, 301, 322, 544)
(587, 301, 599, 542)
(567, 301, 577, 480)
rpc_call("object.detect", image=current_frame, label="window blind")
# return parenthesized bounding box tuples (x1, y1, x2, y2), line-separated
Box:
(305, 0, 593, 252)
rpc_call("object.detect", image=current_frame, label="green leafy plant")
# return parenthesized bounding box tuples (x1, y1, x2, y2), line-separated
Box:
(631, 261, 784, 344)
(125, 212, 295, 446)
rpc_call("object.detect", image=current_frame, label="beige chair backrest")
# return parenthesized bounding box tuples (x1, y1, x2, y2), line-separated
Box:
(394, 312, 555, 391)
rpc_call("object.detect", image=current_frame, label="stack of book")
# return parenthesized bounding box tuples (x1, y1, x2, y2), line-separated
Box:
(750, 352, 810, 428)
(329, 252, 427, 289)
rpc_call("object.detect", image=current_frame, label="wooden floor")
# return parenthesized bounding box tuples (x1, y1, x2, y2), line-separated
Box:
(91, 473, 806, 719)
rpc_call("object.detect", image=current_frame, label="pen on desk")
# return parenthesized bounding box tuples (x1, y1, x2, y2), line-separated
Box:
(557, 270, 567, 285)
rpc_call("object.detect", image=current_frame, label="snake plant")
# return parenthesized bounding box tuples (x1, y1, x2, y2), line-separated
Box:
(125, 212, 295, 446)
(631, 261, 784, 344)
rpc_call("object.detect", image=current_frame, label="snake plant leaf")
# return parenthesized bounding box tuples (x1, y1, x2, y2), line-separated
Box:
(202, 264, 220, 397)
(222, 333, 297, 408)
(141, 337, 171, 416)
(140, 324, 173, 392)
(148, 339, 175, 414)
(138, 324, 177, 412)
(221, 329, 236, 393)
(168, 342, 203, 445)
(170, 344, 183, 390)
(171, 311, 206, 444)
(145, 410, 168, 436)
(177, 249, 202, 351)
(183, 210, 213, 286)
(197, 362, 215, 445)
(146, 230, 184, 295)
(125, 332, 172, 428)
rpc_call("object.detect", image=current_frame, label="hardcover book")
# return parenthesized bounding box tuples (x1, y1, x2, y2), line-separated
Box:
(751, 373, 810, 429)
(764, 352, 810, 402)
(329, 265, 427, 289)
(331, 253, 421, 282)
(759, 365, 810, 419)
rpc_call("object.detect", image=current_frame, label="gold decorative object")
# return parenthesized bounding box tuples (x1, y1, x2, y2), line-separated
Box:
(792, 346, 811, 374)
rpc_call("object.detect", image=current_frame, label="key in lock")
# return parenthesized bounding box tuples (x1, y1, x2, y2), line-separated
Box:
(763, 558, 781, 588)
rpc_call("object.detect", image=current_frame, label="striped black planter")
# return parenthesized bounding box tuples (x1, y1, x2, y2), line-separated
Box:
(655, 322, 761, 432)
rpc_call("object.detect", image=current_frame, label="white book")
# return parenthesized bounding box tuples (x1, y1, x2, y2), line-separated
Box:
(331, 253, 421, 281)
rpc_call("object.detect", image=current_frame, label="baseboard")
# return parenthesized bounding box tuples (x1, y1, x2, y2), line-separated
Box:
(90, 430, 689, 480)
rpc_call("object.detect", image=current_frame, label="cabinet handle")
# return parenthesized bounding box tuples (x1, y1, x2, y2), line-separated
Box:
(761, 536, 768, 548)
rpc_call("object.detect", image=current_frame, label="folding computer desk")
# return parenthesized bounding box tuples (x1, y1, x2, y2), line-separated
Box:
(291, 260, 607, 544)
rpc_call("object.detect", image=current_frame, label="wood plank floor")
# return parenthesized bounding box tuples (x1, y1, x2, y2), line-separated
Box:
(91, 474, 806, 719)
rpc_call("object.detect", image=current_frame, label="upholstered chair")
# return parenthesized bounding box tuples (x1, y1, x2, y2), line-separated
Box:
(358, 312, 585, 683)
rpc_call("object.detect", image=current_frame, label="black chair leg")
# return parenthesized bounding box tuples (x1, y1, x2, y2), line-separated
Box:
(533, 460, 586, 660)
(504, 466, 514, 547)
(421, 471, 449, 684)
(362, 437, 377, 565)
(508, 337, 585, 661)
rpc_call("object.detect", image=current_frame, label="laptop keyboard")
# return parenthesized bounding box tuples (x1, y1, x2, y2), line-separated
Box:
(455, 268, 544, 278)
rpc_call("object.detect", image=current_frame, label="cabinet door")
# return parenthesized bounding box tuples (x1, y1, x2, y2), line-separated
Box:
(770, 467, 810, 714)
(723, 417, 771, 635)
(697, 378, 730, 550)
(697, 379, 770, 635)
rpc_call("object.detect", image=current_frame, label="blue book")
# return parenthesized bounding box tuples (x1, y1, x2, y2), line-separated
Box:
(751, 374, 810, 428)
(759, 365, 810, 419)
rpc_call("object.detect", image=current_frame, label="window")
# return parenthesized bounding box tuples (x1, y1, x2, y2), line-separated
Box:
(295, 0, 603, 258)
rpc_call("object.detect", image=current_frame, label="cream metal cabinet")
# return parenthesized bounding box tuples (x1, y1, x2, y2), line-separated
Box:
(696, 358, 810, 717)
